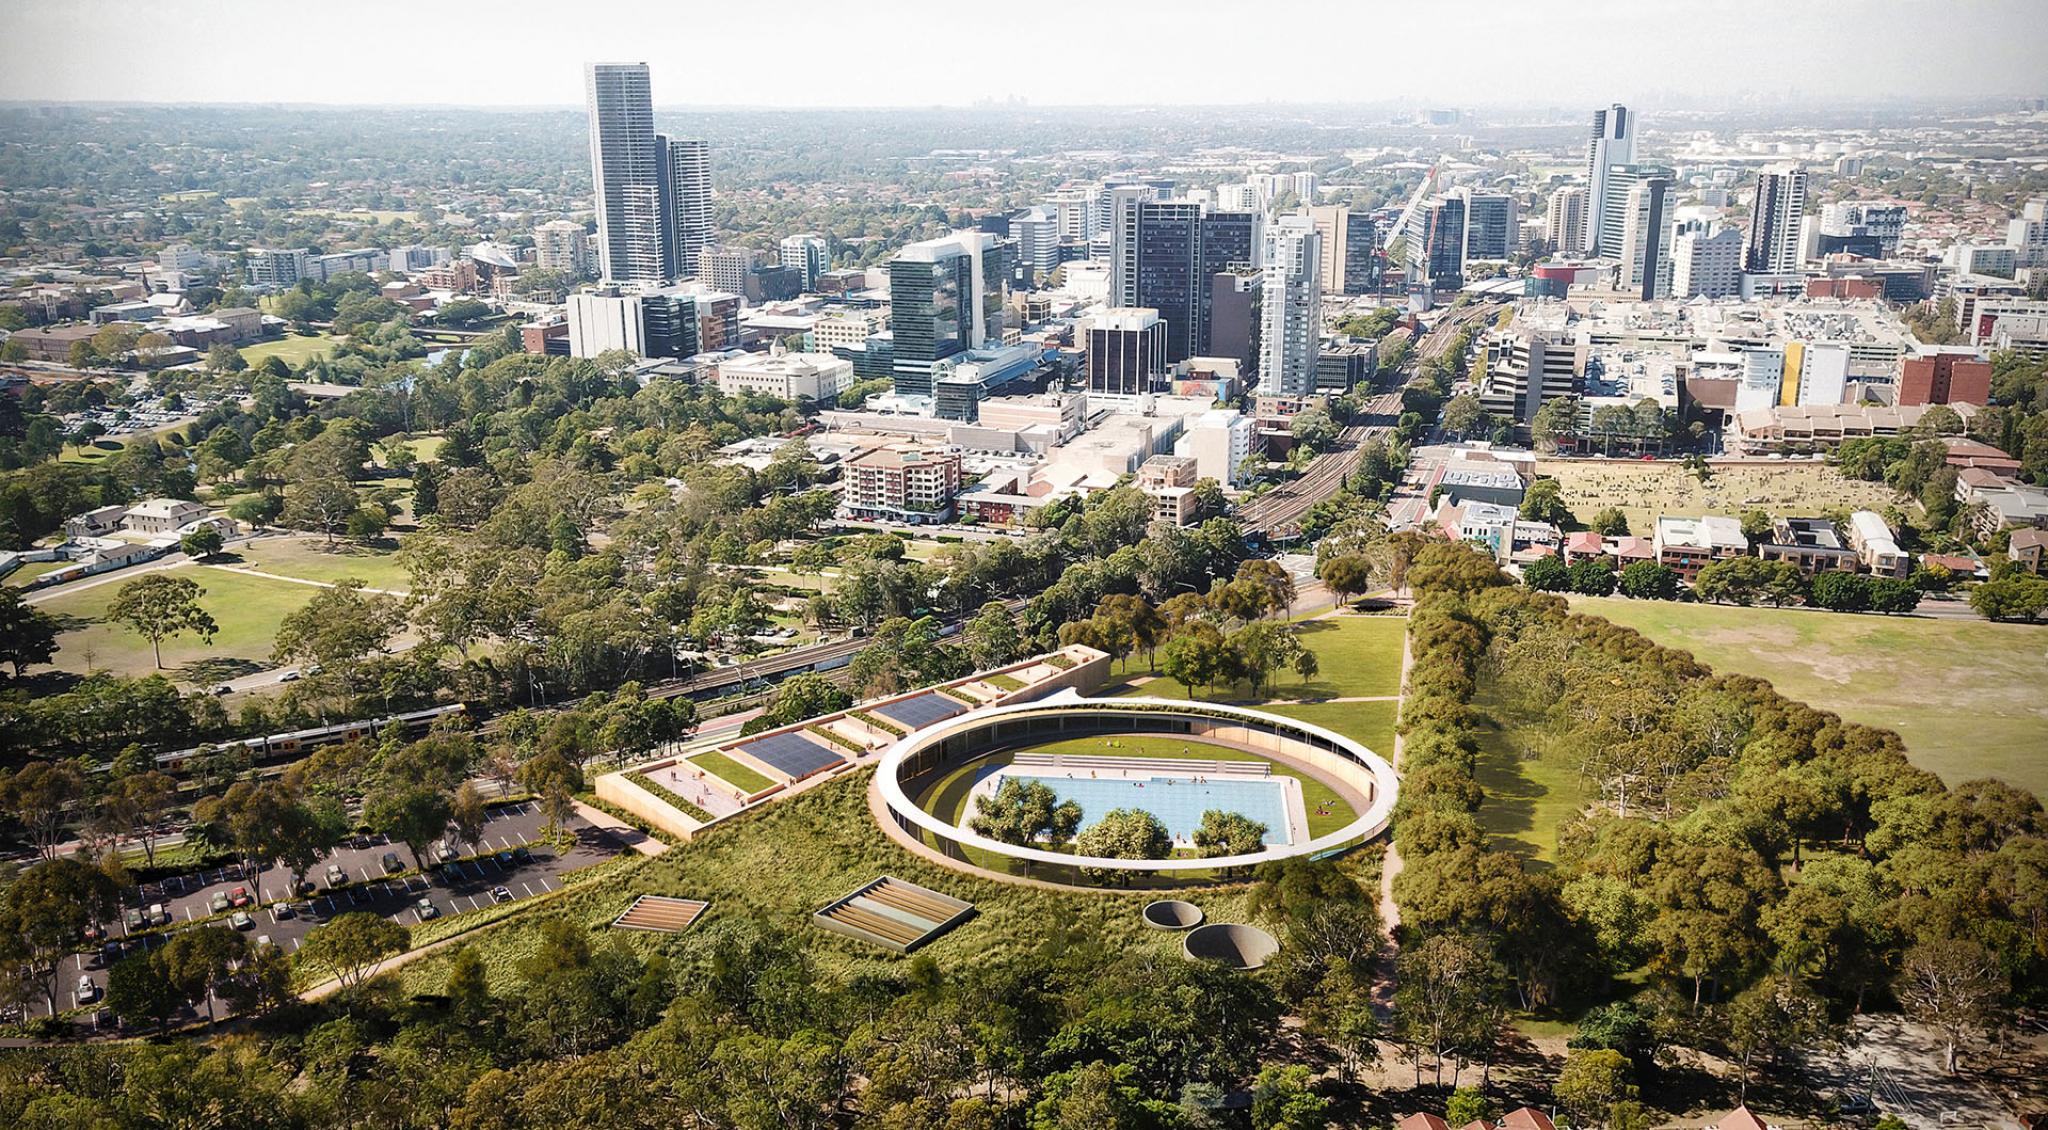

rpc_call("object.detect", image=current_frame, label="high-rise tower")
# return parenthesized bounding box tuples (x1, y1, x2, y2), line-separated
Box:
(1582, 103, 1638, 256)
(585, 62, 710, 284)
(1745, 164, 1808, 275)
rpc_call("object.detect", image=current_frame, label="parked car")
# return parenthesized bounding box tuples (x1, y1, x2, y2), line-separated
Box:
(326, 864, 348, 888)
(211, 684, 232, 696)
(123, 908, 144, 932)
(99, 941, 124, 967)
(278, 670, 301, 683)
(496, 851, 515, 867)
(380, 851, 404, 874)
(148, 903, 169, 926)
(76, 976, 100, 1003)
(491, 886, 513, 904)
(511, 846, 531, 864)
(228, 911, 255, 931)
(414, 898, 439, 920)
(229, 886, 253, 908)
(208, 892, 231, 914)
(255, 934, 273, 949)
(272, 902, 295, 921)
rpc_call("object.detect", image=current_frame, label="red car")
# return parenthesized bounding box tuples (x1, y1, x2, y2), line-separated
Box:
(228, 886, 254, 908)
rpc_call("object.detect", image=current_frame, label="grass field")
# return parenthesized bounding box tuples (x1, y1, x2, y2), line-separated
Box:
(690, 750, 775, 794)
(290, 207, 421, 224)
(4, 560, 68, 587)
(221, 536, 410, 592)
(239, 332, 338, 369)
(33, 566, 318, 683)
(1104, 614, 1406, 702)
(1260, 699, 1403, 765)
(395, 767, 1304, 994)
(1467, 693, 1585, 867)
(1538, 459, 1900, 535)
(1576, 596, 2048, 797)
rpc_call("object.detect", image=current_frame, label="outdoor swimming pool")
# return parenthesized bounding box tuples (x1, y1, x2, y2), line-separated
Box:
(996, 772, 1294, 846)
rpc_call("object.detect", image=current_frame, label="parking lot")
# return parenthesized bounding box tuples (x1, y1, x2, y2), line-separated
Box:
(12, 801, 621, 1026)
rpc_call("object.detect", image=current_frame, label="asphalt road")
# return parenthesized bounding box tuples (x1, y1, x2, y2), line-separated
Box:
(10, 800, 621, 1028)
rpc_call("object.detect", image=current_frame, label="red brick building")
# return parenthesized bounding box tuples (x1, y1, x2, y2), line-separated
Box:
(1898, 350, 1991, 406)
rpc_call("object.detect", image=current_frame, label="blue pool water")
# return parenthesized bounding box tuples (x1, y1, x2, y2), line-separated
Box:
(997, 772, 1293, 846)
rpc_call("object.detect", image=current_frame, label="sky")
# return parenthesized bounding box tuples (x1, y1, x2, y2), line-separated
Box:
(1, 0, 2044, 109)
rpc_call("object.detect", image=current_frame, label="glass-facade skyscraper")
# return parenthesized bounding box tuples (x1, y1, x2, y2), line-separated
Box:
(586, 62, 711, 285)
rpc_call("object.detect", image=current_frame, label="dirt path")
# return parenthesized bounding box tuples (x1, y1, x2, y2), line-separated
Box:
(1378, 621, 1411, 940)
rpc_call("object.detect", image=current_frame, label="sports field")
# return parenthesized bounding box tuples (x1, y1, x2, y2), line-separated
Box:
(1576, 597, 2048, 797)
(221, 536, 410, 592)
(1537, 459, 1899, 535)
(32, 566, 320, 684)
(239, 332, 337, 369)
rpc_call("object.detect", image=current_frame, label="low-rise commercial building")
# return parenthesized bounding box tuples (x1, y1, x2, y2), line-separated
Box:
(1756, 517, 1859, 575)
(1654, 515, 1748, 582)
(716, 350, 852, 403)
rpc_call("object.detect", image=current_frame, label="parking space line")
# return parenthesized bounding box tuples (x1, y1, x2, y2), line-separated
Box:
(539, 877, 553, 892)
(520, 882, 533, 896)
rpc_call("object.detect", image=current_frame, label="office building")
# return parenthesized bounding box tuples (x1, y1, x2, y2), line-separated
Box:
(1411, 195, 1467, 291)
(388, 245, 446, 272)
(717, 350, 852, 402)
(1947, 243, 2018, 279)
(1173, 409, 1256, 487)
(567, 286, 647, 357)
(1671, 221, 1744, 298)
(1816, 202, 1906, 258)
(1455, 189, 1517, 262)
(1010, 207, 1060, 279)
(888, 230, 1000, 397)
(1131, 200, 1204, 362)
(1779, 342, 1849, 407)
(245, 247, 309, 287)
(586, 63, 666, 283)
(779, 233, 829, 292)
(1595, 163, 1672, 259)
(659, 135, 713, 280)
(1316, 339, 1377, 395)
(1547, 186, 1587, 255)
(2008, 196, 2048, 268)
(696, 247, 758, 296)
(1746, 164, 1808, 275)
(1617, 176, 1673, 299)
(1207, 269, 1261, 377)
(1582, 104, 1638, 254)
(1899, 349, 1993, 406)
(1085, 308, 1168, 396)
(1479, 326, 1578, 423)
(1044, 190, 1095, 244)
(1107, 183, 1164, 303)
(534, 220, 593, 276)
(1308, 206, 1379, 294)
(1260, 215, 1323, 395)
(841, 446, 962, 523)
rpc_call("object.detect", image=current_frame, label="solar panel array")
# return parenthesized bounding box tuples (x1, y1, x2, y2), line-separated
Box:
(873, 693, 967, 731)
(736, 731, 845, 779)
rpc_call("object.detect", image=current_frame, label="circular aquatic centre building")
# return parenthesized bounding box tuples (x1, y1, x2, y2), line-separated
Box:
(874, 693, 1397, 880)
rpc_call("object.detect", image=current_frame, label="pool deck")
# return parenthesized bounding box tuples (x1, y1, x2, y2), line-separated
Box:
(961, 756, 1311, 847)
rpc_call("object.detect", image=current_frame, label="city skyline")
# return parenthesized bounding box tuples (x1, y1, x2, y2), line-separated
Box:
(3, 0, 2046, 109)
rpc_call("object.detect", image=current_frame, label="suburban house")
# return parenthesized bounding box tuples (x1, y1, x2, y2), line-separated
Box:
(1399, 1107, 1558, 1130)
(2012, 527, 2048, 573)
(121, 497, 210, 535)
(1654, 514, 1749, 582)
(64, 504, 131, 538)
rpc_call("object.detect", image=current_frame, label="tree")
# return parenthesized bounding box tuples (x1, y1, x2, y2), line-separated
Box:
(1553, 1048, 1630, 1127)
(962, 601, 1025, 671)
(301, 911, 409, 992)
(1249, 1064, 1326, 1130)
(755, 670, 853, 729)
(271, 580, 404, 683)
(1193, 810, 1267, 858)
(0, 586, 60, 677)
(520, 750, 583, 839)
(1319, 554, 1373, 607)
(1446, 1088, 1496, 1127)
(1392, 932, 1502, 1088)
(107, 948, 185, 1032)
(1897, 939, 2007, 1074)
(1739, 508, 1774, 544)
(1521, 478, 1572, 525)
(0, 858, 120, 1014)
(283, 474, 363, 547)
(1074, 808, 1172, 881)
(1160, 622, 1228, 698)
(161, 924, 250, 1025)
(105, 769, 177, 866)
(450, 780, 487, 850)
(1869, 576, 1922, 614)
(179, 525, 225, 560)
(969, 778, 1082, 850)
(1591, 507, 1630, 537)
(206, 342, 247, 373)
(1522, 553, 1570, 592)
(1568, 557, 1617, 596)
(1723, 975, 1831, 1100)
(2, 760, 86, 860)
(1531, 394, 1581, 452)
(108, 573, 217, 669)
(1616, 561, 1678, 601)
(364, 782, 452, 871)
(1968, 576, 2048, 621)
(1293, 648, 1320, 686)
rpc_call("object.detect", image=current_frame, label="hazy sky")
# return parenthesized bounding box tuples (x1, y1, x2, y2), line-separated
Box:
(2, 0, 2044, 109)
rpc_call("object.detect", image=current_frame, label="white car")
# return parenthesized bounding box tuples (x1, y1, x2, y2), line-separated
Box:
(76, 975, 100, 1003)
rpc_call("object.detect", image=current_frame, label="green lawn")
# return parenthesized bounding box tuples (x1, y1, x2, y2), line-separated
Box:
(33, 566, 319, 684)
(1260, 699, 1402, 764)
(395, 767, 1286, 992)
(1104, 614, 1406, 702)
(4, 560, 68, 587)
(690, 750, 776, 794)
(221, 536, 411, 592)
(240, 332, 337, 369)
(1576, 597, 2048, 797)
(1467, 694, 1586, 867)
